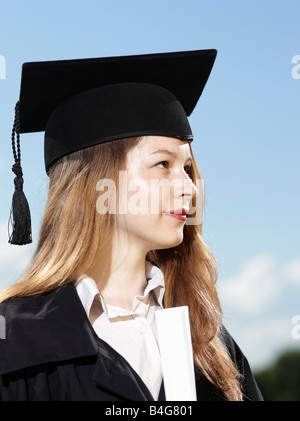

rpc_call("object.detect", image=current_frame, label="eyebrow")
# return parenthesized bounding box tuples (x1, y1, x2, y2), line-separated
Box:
(150, 149, 192, 162)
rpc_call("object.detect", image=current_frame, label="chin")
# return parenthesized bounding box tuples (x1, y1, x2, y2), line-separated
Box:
(155, 233, 184, 250)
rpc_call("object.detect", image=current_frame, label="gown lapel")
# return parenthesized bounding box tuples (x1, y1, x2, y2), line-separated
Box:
(93, 338, 166, 401)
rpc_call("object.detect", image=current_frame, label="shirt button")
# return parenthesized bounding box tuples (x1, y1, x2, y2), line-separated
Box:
(136, 325, 146, 334)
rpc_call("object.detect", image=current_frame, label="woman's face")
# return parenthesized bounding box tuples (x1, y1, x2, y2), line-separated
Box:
(113, 135, 198, 252)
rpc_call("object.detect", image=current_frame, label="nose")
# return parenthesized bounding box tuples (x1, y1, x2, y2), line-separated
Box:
(172, 170, 198, 201)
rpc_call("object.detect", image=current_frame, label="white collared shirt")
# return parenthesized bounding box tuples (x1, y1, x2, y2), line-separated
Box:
(75, 262, 165, 400)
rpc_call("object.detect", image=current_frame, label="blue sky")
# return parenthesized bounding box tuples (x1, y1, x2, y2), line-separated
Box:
(0, 0, 299, 371)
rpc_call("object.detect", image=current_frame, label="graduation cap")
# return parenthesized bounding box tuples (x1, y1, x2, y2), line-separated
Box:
(9, 49, 217, 245)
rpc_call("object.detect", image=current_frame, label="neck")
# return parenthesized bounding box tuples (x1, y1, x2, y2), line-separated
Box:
(86, 236, 149, 310)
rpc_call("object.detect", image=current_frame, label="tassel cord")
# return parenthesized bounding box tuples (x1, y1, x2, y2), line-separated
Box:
(8, 101, 32, 245)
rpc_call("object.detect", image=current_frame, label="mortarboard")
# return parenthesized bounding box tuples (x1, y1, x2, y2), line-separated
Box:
(9, 49, 217, 245)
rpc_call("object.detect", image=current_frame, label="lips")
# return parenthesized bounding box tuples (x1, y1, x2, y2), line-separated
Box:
(163, 208, 188, 221)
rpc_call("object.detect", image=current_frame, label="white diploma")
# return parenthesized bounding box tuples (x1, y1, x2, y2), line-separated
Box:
(155, 306, 197, 401)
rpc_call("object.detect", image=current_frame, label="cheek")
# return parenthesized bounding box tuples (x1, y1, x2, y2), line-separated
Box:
(118, 169, 184, 217)
(119, 175, 164, 215)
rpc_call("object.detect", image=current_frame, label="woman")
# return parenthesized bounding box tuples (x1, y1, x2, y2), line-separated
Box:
(0, 50, 263, 401)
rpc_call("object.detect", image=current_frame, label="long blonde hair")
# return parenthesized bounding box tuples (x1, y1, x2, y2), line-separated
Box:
(0, 136, 243, 400)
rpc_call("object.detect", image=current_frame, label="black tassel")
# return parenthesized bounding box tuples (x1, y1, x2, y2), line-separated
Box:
(8, 101, 32, 245)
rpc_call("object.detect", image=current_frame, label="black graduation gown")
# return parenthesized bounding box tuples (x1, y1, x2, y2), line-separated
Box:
(0, 283, 263, 401)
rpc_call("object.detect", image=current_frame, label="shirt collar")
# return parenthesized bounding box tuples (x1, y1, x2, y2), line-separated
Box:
(75, 261, 165, 319)
(75, 275, 100, 317)
(144, 260, 165, 307)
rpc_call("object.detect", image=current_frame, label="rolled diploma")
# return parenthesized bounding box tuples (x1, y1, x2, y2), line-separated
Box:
(155, 306, 197, 401)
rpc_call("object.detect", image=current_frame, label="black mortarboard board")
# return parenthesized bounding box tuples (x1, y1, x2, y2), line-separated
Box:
(9, 49, 217, 245)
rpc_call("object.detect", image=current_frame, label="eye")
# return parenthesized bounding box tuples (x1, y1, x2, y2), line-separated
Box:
(184, 164, 193, 176)
(156, 161, 169, 169)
